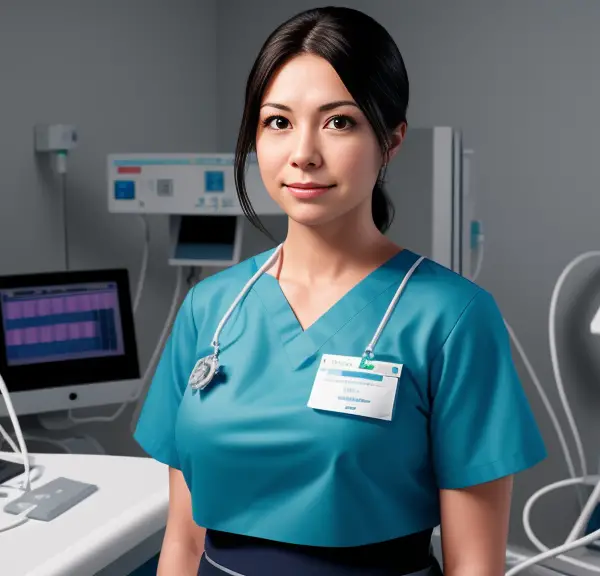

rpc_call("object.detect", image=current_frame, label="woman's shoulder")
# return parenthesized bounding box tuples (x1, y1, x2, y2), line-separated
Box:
(409, 254, 501, 334)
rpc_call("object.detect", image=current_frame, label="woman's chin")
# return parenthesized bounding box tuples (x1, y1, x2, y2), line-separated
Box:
(284, 204, 340, 228)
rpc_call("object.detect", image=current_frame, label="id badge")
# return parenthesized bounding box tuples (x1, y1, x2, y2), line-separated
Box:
(307, 354, 403, 421)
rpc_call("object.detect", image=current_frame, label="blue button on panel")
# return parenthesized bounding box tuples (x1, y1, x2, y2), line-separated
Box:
(114, 180, 135, 200)
(205, 171, 224, 193)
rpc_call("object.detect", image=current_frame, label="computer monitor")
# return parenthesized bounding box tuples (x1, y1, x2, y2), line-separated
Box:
(0, 269, 140, 417)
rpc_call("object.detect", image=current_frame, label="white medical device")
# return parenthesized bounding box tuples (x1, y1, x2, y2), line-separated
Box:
(107, 153, 281, 267)
(34, 124, 78, 153)
(106, 127, 478, 275)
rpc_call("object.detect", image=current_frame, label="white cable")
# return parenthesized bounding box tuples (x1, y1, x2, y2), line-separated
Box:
(504, 321, 579, 483)
(210, 245, 283, 350)
(62, 215, 150, 426)
(365, 256, 425, 357)
(549, 251, 600, 485)
(520, 476, 600, 574)
(469, 236, 599, 571)
(504, 322, 597, 572)
(0, 422, 21, 454)
(0, 462, 44, 493)
(513, 251, 600, 574)
(67, 266, 185, 427)
(0, 372, 30, 491)
(567, 475, 600, 546)
(0, 504, 37, 534)
(506, 526, 600, 576)
(469, 234, 578, 482)
(132, 215, 149, 314)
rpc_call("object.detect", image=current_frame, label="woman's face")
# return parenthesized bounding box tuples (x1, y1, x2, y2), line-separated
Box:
(255, 54, 403, 229)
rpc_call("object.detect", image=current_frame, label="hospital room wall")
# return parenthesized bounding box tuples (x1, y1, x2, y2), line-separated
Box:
(216, 0, 600, 552)
(0, 0, 218, 454)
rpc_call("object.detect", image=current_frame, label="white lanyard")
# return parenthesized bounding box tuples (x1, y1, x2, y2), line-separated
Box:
(188, 245, 424, 391)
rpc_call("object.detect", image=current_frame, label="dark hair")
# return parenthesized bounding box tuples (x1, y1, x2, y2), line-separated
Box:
(234, 6, 409, 238)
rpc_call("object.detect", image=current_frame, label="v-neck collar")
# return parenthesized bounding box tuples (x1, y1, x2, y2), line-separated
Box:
(250, 248, 420, 370)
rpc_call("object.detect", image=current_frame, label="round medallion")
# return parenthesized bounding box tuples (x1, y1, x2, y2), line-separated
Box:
(189, 355, 219, 390)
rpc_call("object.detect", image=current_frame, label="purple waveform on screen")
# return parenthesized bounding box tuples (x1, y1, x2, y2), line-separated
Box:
(1, 286, 125, 367)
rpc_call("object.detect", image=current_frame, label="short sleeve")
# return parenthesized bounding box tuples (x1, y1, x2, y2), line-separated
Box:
(430, 289, 547, 489)
(133, 286, 198, 469)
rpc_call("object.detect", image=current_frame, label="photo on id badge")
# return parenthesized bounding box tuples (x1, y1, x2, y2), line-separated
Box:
(307, 354, 403, 422)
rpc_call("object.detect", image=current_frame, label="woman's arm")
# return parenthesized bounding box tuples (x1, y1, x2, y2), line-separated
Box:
(439, 475, 514, 576)
(157, 467, 207, 576)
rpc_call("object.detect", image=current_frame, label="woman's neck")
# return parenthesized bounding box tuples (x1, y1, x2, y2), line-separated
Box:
(275, 212, 401, 286)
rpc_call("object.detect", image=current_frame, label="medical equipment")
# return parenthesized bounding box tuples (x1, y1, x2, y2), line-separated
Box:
(34, 124, 78, 154)
(1, 369, 99, 535)
(34, 123, 79, 270)
(4, 476, 97, 521)
(0, 269, 140, 453)
(0, 365, 36, 533)
(465, 232, 600, 574)
(513, 251, 600, 575)
(107, 153, 281, 268)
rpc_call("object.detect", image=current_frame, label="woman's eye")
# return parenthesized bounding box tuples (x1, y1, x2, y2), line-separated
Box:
(326, 116, 355, 130)
(265, 116, 290, 130)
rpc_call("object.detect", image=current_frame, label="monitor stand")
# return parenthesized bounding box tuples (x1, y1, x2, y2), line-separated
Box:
(1, 413, 106, 456)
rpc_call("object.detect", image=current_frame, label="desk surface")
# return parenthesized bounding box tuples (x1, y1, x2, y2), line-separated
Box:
(0, 451, 169, 576)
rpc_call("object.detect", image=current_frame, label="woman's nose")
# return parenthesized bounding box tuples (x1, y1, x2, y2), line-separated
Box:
(289, 131, 323, 169)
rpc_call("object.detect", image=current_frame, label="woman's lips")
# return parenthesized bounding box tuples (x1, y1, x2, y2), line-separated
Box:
(285, 184, 335, 199)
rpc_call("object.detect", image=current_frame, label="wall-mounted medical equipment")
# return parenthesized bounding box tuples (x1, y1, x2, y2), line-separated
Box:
(107, 153, 281, 267)
(34, 124, 78, 155)
(34, 123, 79, 270)
(0, 269, 140, 428)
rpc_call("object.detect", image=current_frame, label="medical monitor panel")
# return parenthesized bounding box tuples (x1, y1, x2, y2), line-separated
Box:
(0, 269, 139, 398)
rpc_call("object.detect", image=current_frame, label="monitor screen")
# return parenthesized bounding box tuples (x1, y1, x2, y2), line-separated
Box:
(0, 269, 139, 394)
(1, 281, 125, 367)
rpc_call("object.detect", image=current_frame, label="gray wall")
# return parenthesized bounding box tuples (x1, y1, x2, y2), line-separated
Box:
(0, 0, 218, 456)
(216, 0, 600, 552)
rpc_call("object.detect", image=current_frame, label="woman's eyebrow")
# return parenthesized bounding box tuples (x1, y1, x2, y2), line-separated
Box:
(260, 100, 359, 112)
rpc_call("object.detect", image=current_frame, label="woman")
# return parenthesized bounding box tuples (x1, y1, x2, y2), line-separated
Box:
(134, 7, 546, 575)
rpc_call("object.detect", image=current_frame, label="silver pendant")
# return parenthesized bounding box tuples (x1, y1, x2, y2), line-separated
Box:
(189, 354, 219, 390)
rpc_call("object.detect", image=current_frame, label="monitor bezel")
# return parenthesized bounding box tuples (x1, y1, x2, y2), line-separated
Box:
(0, 268, 140, 393)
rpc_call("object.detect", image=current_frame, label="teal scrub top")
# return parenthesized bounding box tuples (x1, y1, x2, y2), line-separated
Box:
(133, 248, 547, 547)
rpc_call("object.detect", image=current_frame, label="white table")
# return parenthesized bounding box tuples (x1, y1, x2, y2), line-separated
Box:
(0, 451, 169, 576)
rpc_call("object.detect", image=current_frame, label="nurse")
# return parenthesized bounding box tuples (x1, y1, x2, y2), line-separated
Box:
(134, 6, 547, 576)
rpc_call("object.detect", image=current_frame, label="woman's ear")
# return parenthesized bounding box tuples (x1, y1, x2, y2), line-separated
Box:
(384, 122, 407, 165)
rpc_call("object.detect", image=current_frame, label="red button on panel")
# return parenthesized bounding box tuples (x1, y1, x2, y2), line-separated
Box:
(118, 166, 142, 174)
